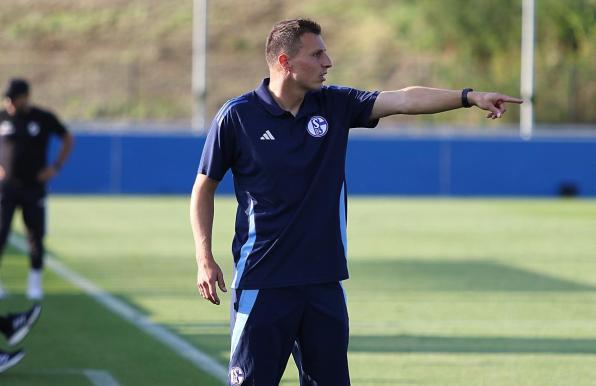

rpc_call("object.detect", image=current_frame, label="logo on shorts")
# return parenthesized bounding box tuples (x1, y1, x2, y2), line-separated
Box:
(28, 122, 40, 136)
(0, 121, 14, 136)
(230, 366, 245, 385)
(306, 116, 328, 137)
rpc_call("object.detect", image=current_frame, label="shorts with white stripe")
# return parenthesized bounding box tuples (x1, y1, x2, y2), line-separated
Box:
(228, 282, 350, 386)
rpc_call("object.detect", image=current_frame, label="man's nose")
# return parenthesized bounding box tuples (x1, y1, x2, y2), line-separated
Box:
(322, 53, 333, 68)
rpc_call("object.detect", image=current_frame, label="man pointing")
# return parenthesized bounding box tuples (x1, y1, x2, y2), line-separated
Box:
(191, 19, 521, 386)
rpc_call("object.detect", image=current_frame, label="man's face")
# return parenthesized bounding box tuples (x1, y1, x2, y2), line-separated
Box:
(3, 94, 29, 115)
(286, 32, 333, 91)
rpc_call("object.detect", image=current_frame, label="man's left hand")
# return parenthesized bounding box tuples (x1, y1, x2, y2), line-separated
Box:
(37, 166, 58, 183)
(469, 92, 523, 119)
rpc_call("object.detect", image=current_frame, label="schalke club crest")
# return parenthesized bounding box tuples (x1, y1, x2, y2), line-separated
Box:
(230, 366, 245, 385)
(307, 116, 328, 137)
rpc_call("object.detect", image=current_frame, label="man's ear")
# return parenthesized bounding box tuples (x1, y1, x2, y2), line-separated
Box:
(279, 53, 292, 73)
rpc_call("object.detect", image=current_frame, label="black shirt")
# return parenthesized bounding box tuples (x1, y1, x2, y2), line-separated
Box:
(0, 106, 67, 186)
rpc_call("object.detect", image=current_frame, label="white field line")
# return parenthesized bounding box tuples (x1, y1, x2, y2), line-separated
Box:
(9, 235, 227, 384)
(83, 369, 121, 386)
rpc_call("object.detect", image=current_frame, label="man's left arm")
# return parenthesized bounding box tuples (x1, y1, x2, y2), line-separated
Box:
(370, 87, 523, 120)
(52, 132, 74, 171)
(37, 114, 74, 183)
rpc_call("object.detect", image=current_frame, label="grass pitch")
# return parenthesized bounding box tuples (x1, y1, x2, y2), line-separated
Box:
(1, 196, 595, 385)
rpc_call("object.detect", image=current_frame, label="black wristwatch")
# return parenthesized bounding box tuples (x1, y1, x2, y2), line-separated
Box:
(461, 88, 474, 108)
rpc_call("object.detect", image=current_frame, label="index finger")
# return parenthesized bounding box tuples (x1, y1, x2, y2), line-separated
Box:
(500, 95, 524, 104)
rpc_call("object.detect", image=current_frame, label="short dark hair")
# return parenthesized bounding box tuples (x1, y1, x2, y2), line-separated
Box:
(265, 19, 321, 65)
(3, 78, 30, 100)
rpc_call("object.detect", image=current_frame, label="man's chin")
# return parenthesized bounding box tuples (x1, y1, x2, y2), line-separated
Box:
(308, 81, 324, 90)
(296, 79, 324, 92)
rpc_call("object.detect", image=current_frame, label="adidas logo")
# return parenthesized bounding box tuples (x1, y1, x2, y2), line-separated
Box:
(260, 130, 275, 140)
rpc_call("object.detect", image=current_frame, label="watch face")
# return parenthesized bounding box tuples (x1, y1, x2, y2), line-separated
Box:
(462, 88, 473, 107)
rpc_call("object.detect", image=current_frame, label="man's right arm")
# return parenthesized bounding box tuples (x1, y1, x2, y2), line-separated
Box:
(190, 173, 227, 305)
(370, 87, 522, 120)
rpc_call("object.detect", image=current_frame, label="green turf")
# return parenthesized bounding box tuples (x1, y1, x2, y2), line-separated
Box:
(0, 248, 221, 386)
(3, 196, 596, 385)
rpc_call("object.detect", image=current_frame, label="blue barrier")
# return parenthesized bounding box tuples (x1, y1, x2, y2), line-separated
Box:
(49, 132, 596, 196)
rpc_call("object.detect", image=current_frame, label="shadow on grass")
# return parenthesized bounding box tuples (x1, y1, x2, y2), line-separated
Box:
(348, 259, 596, 292)
(171, 330, 596, 359)
(349, 334, 596, 354)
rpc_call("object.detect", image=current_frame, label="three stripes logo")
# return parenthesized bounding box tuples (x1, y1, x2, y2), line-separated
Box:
(260, 130, 275, 141)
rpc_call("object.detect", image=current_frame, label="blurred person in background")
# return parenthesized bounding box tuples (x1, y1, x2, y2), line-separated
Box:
(0, 303, 41, 373)
(191, 19, 522, 386)
(0, 78, 73, 301)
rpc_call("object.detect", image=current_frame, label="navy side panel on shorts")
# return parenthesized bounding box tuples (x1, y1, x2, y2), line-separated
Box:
(228, 283, 349, 386)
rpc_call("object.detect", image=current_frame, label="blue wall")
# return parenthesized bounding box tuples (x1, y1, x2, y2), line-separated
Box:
(49, 132, 596, 196)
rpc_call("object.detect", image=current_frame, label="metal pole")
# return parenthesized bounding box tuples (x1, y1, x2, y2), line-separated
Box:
(520, 0, 535, 140)
(192, 0, 208, 133)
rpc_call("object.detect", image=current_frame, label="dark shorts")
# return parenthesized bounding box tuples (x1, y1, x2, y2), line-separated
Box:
(229, 282, 350, 386)
(0, 182, 47, 238)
